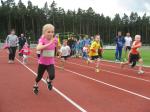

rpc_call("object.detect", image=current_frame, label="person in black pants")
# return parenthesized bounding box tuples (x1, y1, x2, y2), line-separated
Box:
(18, 33, 26, 57)
(5, 29, 18, 63)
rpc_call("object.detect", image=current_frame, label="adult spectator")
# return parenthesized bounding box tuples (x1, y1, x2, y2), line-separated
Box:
(18, 33, 27, 57)
(124, 32, 132, 59)
(115, 31, 125, 62)
(5, 29, 18, 63)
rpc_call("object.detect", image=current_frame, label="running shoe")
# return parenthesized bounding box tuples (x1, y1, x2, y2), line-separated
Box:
(95, 68, 100, 72)
(33, 86, 39, 95)
(46, 80, 52, 90)
(138, 70, 144, 74)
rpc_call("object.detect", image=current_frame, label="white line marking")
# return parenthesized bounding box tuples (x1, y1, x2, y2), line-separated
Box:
(55, 65, 150, 101)
(70, 59, 150, 74)
(16, 58, 87, 112)
(30, 56, 150, 82)
(102, 59, 150, 68)
(66, 61, 150, 83)
(30, 56, 150, 100)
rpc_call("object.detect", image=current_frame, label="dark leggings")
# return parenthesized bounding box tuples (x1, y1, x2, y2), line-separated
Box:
(19, 45, 23, 56)
(8, 47, 17, 61)
(131, 60, 136, 68)
(35, 64, 55, 83)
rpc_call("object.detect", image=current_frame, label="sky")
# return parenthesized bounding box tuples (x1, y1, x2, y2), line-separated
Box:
(12, 0, 150, 17)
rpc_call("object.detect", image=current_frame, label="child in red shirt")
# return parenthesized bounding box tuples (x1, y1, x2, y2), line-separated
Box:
(19, 42, 30, 64)
(121, 35, 144, 74)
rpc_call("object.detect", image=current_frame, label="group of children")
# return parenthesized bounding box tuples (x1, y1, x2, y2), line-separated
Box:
(33, 24, 145, 95)
(31, 24, 104, 95)
(4, 24, 144, 95)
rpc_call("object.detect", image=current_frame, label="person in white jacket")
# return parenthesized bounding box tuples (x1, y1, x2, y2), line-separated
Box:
(59, 39, 71, 69)
(124, 32, 132, 59)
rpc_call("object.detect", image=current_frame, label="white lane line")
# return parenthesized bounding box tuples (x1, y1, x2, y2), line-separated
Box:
(16, 58, 87, 112)
(102, 59, 150, 68)
(66, 61, 150, 83)
(30, 56, 150, 100)
(100, 60, 150, 74)
(70, 59, 150, 74)
(100, 61, 150, 74)
(30, 56, 150, 83)
(55, 65, 150, 101)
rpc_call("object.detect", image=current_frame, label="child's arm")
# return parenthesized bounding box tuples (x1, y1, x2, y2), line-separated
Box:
(131, 42, 142, 49)
(90, 42, 96, 52)
(36, 39, 54, 51)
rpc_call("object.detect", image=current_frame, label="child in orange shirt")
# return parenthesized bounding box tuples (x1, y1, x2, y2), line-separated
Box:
(121, 35, 144, 74)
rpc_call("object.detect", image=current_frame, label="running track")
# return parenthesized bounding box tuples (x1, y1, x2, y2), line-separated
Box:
(0, 49, 150, 112)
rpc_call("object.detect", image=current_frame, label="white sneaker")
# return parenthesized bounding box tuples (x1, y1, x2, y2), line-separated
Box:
(115, 59, 119, 63)
(138, 70, 144, 74)
(8, 60, 11, 64)
(8, 60, 14, 64)
(95, 68, 100, 72)
(120, 62, 124, 68)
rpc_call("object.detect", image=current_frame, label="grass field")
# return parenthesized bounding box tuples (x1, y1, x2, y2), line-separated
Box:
(103, 48, 150, 66)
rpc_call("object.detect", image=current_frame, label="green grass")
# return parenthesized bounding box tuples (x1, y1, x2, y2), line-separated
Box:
(103, 48, 150, 66)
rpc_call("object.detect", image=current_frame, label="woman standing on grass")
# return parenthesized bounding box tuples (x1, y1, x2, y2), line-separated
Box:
(33, 24, 59, 95)
(5, 29, 18, 64)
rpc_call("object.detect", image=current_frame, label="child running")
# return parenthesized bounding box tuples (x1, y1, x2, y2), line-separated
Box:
(82, 44, 89, 61)
(19, 42, 30, 64)
(121, 35, 144, 74)
(59, 39, 71, 69)
(88, 34, 101, 72)
(33, 24, 58, 95)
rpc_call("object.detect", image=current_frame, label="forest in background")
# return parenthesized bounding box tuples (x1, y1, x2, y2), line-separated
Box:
(0, 0, 150, 44)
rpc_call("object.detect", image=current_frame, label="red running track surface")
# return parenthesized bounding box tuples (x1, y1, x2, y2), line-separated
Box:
(0, 50, 150, 112)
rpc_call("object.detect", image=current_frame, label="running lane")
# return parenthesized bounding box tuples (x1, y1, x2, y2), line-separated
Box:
(28, 56, 150, 112)
(0, 55, 80, 112)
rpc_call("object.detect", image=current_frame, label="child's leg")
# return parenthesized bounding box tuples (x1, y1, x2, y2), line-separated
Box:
(46, 64, 55, 81)
(121, 53, 131, 68)
(131, 60, 136, 68)
(33, 64, 46, 94)
(46, 64, 55, 90)
(138, 58, 143, 71)
(23, 55, 28, 64)
(95, 58, 100, 72)
(61, 57, 65, 69)
(137, 58, 144, 74)
(96, 58, 100, 68)
(35, 64, 46, 85)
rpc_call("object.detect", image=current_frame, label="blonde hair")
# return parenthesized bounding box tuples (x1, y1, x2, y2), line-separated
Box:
(135, 35, 141, 40)
(42, 24, 55, 34)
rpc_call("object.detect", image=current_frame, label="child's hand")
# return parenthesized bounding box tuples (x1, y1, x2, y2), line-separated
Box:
(48, 39, 55, 45)
(58, 55, 61, 58)
(91, 49, 96, 53)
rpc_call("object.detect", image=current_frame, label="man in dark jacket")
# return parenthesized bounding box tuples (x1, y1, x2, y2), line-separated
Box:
(18, 33, 26, 57)
(115, 31, 125, 61)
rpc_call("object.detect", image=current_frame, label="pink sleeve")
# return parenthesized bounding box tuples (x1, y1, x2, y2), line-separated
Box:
(54, 37, 58, 45)
(38, 37, 44, 45)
